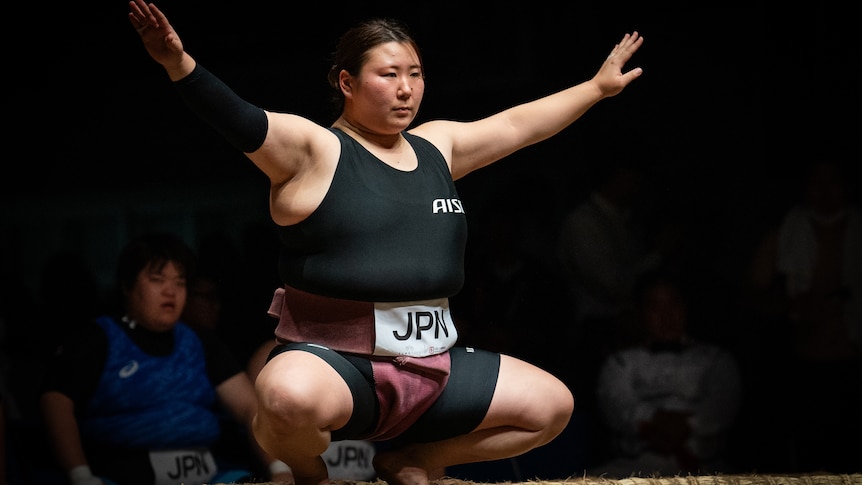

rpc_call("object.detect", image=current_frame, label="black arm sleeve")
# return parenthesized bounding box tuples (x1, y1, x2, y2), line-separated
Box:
(174, 63, 268, 153)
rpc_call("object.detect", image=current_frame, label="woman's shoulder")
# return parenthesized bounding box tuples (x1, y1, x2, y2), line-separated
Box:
(408, 119, 457, 143)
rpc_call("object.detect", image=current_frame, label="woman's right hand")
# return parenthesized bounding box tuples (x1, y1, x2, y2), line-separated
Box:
(128, 0, 194, 79)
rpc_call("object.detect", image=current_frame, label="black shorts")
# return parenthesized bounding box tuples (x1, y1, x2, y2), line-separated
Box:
(268, 343, 500, 444)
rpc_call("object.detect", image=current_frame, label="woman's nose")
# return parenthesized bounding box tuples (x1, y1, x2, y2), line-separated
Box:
(397, 78, 412, 97)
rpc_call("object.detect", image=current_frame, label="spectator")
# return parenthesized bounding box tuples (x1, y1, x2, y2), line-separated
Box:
(556, 158, 666, 410)
(39, 232, 292, 485)
(744, 158, 862, 473)
(590, 268, 743, 477)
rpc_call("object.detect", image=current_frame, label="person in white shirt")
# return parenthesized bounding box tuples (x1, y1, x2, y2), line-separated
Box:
(590, 268, 742, 477)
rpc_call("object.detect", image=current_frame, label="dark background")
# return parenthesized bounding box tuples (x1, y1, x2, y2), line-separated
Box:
(4, 0, 859, 306)
(7, 0, 858, 194)
(2, 0, 861, 480)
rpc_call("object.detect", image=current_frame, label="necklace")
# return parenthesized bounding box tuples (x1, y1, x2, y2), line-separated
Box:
(121, 315, 137, 329)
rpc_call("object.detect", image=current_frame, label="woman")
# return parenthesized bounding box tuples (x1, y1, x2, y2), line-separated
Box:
(39, 232, 292, 485)
(128, 2, 644, 484)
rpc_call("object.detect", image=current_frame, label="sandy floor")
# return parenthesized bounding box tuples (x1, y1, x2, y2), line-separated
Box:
(239, 473, 862, 485)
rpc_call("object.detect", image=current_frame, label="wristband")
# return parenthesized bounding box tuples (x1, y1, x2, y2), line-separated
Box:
(68, 465, 103, 485)
(268, 459, 292, 476)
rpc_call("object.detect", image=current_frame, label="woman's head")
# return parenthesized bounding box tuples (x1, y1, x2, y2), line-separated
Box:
(327, 18, 424, 117)
(117, 232, 197, 331)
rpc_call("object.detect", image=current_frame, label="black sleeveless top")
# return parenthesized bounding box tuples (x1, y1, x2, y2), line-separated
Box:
(276, 128, 467, 302)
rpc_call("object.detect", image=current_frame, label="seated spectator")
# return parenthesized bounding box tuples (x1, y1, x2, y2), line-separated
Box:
(744, 158, 862, 472)
(555, 158, 667, 412)
(39, 232, 293, 485)
(589, 268, 742, 477)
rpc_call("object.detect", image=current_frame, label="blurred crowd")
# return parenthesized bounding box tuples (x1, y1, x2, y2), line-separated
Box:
(1, 156, 860, 483)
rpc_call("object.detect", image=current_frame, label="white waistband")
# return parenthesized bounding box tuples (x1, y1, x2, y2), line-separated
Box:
(373, 298, 458, 356)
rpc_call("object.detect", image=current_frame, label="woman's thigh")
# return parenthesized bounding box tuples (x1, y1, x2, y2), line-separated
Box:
(478, 354, 574, 431)
(394, 347, 500, 444)
(257, 343, 374, 436)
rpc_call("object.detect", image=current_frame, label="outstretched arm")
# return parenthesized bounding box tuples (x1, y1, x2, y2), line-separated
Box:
(418, 31, 644, 180)
(496, 31, 644, 136)
(127, 0, 336, 225)
(128, 0, 268, 154)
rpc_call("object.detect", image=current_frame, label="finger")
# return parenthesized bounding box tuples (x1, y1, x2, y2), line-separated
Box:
(606, 33, 632, 59)
(624, 32, 636, 43)
(128, 2, 149, 30)
(609, 32, 642, 61)
(149, 3, 169, 27)
(128, 0, 150, 21)
(129, 14, 149, 34)
(621, 32, 632, 43)
(128, 0, 143, 17)
(624, 34, 644, 55)
(621, 67, 644, 84)
(621, 32, 643, 52)
(128, 8, 142, 26)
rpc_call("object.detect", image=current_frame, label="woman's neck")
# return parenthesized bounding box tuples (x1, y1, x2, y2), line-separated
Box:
(332, 116, 402, 149)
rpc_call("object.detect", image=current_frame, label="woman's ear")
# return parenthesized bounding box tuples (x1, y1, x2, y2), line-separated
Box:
(339, 70, 353, 97)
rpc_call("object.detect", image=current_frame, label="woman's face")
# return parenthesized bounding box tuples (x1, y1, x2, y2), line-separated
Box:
(345, 41, 425, 134)
(126, 260, 187, 332)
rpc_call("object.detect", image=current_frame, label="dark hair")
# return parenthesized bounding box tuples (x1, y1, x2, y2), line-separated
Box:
(327, 17, 423, 114)
(116, 232, 197, 294)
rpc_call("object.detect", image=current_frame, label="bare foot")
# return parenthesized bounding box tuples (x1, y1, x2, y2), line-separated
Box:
(290, 455, 331, 485)
(373, 449, 431, 485)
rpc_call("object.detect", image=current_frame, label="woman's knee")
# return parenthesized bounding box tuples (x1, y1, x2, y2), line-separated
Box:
(255, 375, 319, 441)
(550, 380, 575, 433)
(255, 350, 355, 432)
(495, 356, 574, 431)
